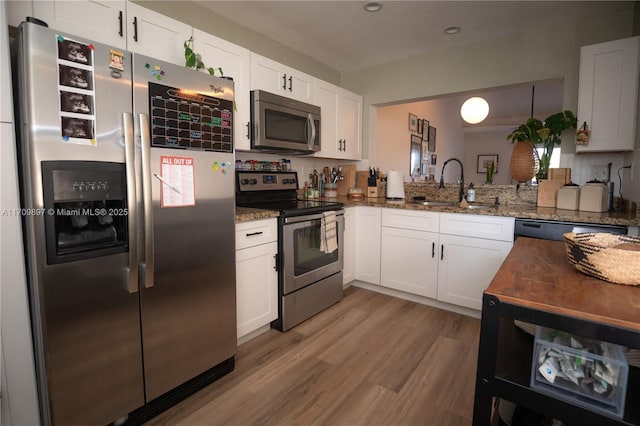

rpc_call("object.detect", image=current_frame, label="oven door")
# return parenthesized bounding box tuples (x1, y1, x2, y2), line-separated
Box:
(282, 210, 344, 295)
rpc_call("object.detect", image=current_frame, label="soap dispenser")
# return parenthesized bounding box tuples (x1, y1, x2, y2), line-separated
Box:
(467, 182, 476, 202)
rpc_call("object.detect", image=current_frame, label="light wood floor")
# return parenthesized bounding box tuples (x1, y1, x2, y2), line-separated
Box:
(146, 285, 481, 426)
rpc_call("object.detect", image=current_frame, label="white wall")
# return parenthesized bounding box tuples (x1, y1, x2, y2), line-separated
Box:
(374, 98, 463, 183)
(463, 128, 516, 185)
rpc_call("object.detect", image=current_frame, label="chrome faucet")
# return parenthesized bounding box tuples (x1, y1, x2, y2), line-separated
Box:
(439, 158, 465, 202)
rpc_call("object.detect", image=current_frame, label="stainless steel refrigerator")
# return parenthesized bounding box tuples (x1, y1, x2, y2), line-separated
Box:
(12, 21, 237, 426)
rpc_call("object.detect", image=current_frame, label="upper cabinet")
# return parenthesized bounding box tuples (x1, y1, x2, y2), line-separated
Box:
(314, 80, 362, 160)
(250, 52, 315, 103)
(27, 2, 191, 66)
(577, 36, 640, 152)
(125, 2, 191, 66)
(32, 0, 127, 48)
(193, 29, 251, 151)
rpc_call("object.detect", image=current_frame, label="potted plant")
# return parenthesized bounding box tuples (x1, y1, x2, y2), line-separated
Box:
(485, 160, 496, 184)
(507, 111, 577, 180)
(184, 37, 223, 76)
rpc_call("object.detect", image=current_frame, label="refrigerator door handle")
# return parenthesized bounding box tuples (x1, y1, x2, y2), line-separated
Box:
(139, 113, 155, 288)
(122, 113, 139, 293)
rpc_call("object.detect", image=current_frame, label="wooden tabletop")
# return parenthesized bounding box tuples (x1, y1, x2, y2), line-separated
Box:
(486, 237, 640, 332)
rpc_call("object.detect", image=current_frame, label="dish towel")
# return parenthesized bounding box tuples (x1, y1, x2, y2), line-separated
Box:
(320, 210, 338, 254)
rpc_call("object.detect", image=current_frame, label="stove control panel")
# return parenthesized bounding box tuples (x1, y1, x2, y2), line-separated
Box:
(236, 171, 298, 192)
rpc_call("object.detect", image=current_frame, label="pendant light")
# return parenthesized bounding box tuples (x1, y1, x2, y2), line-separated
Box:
(460, 96, 489, 124)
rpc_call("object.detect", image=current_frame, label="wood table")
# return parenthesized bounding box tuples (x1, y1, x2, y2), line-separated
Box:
(473, 237, 640, 426)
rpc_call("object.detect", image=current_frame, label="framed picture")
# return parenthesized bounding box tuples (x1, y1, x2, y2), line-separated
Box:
(422, 142, 429, 161)
(422, 120, 430, 140)
(408, 113, 418, 132)
(430, 153, 437, 165)
(428, 166, 436, 181)
(421, 162, 428, 176)
(427, 126, 436, 151)
(417, 118, 424, 135)
(411, 134, 422, 144)
(477, 154, 499, 174)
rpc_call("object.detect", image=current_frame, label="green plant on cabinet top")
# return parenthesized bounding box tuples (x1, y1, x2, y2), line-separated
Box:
(184, 37, 223, 76)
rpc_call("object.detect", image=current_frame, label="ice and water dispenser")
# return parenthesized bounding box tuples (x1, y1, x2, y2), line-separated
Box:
(42, 161, 128, 264)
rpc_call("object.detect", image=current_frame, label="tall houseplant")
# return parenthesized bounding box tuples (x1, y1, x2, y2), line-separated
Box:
(507, 111, 577, 180)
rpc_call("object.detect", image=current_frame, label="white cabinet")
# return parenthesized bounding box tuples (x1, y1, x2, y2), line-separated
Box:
(380, 209, 439, 298)
(576, 36, 640, 152)
(235, 219, 278, 339)
(32, 0, 127, 48)
(250, 52, 315, 103)
(342, 207, 356, 286)
(354, 206, 381, 285)
(126, 2, 192, 65)
(194, 29, 251, 151)
(437, 214, 513, 310)
(314, 80, 362, 160)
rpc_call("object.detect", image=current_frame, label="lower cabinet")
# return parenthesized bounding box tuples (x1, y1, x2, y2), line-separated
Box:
(358, 208, 514, 312)
(235, 219, 278, 340)
(354, 206, 381, 285)
(342, 207, 356, 286)
(380, 209, 439, 298)
(437, 234, 512, 310)
(437, 213, 514, 310)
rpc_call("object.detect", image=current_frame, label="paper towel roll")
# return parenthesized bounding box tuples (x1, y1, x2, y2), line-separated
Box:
(386, 170, 405, 199)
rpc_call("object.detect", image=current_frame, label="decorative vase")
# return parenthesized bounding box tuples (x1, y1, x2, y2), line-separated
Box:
(510, 141, 539, 182)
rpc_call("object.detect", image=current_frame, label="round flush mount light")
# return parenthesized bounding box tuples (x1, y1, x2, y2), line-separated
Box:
(460, 97, 490, 124)
(444, 26, 461, 35)
(363, 2, 383, 12)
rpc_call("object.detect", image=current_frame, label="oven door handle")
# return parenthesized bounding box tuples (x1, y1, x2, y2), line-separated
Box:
(284, 210, 343, 224)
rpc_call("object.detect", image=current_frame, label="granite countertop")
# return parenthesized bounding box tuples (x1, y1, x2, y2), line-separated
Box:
(235, 206, 280, 223)
(333, 196, 639, 226)
(235, 196, 638, 226)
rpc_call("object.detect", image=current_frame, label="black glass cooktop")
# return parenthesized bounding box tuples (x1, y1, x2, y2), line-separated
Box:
(237, 199, 343, 217)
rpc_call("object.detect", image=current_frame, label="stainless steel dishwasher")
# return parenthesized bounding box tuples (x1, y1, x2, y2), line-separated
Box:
(514, 219, 628, 241)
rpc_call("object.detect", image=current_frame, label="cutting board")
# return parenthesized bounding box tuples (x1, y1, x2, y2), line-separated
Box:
(337, 165, 356, 196)
(537, 179, 565, 207)
(356, 171, 370, 196)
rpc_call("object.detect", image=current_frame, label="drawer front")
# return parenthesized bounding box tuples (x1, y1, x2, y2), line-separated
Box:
(440, 213, 514, 242)
(381, 208, 439, 232)
(236, 218, 277, 250)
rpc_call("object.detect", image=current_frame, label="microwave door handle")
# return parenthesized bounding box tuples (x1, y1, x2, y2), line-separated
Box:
(122, 113, 139, 293)
(138, 113, 155, 288)
(307, 113, 316, 150)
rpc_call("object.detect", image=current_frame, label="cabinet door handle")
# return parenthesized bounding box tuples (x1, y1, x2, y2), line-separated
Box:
(245, 231, 263, 237)
(343, 139, 347, 151)
(441, 244, 444, 260)
(274, 253, 279, 271)
(246, 122, 250, 139)
(432, 242, 435, 258)
(288, 75, 293, 91)
(118, 11, 123, 37)
(133, 16, 138, 42)
(282, 74, 287, 90)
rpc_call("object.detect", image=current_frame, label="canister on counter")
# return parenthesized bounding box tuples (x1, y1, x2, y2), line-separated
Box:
(556, 183, 580, 210)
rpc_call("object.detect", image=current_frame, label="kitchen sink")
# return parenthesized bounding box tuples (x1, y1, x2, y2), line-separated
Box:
(466, 203, 493, 210)
(411, 200, 457, 207)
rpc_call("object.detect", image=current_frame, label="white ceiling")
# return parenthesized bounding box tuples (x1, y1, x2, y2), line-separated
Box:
(195, 1, 631, 73)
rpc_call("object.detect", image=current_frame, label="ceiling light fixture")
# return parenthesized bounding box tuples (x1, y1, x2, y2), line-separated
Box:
(444, 26, 461, 35)
(460, 97, 489, 124)
(363, 2, 383, 12)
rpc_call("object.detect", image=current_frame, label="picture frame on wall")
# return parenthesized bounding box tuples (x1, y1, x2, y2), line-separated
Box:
(417, 118, 424, 135)
(422, 142, 429, 161)
(409, 113, 418, 132)
(430, 153, 437, 165)
(422, 120, 430, 140)
(427, 126, 436, 151)
(421, 162, 429, 176)
(477, 154, 499, 174)
(411, 134, 422, 145)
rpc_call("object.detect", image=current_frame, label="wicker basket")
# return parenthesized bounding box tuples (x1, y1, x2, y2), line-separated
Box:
(509, 140, 539, 182)
(563, 232, 640, 285)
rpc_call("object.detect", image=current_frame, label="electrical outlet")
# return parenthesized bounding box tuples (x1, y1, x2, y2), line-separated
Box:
(589, 164, 608, 181)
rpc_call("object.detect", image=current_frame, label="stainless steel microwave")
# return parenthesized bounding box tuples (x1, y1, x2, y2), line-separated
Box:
(250, 90, 321, 153)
